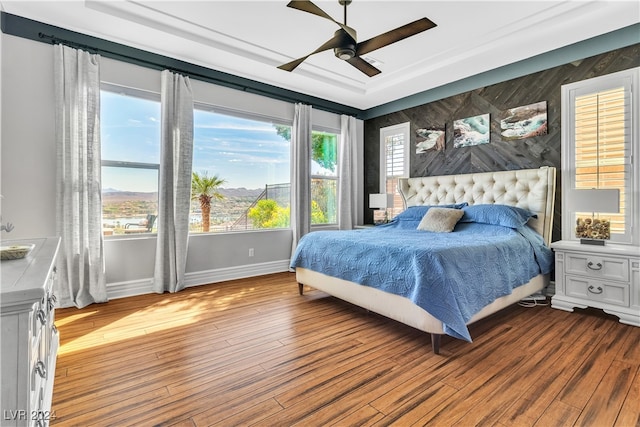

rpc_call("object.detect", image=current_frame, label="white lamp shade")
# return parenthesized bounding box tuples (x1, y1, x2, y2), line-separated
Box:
(369, 193, 394, 209)
(571, 188, 620, 213)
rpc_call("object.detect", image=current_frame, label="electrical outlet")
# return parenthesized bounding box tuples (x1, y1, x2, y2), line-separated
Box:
(249, 248, 254, 257)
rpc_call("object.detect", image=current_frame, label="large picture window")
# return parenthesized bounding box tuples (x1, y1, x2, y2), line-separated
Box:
(100, 87, 160, 236)
(191, 106, 291, 233)
(191, 109, 339, 232)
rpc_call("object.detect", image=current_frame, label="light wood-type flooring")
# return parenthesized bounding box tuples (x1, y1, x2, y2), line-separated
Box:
(51, 272, 640, 426)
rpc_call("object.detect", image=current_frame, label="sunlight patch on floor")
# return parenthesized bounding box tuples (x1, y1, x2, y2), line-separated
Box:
(56, 286, 259, 355)
(54, 310, 98, 327)
(58, 297, 209, 355)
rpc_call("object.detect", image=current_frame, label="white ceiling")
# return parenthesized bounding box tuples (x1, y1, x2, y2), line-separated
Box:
(2, 1, 638, 110)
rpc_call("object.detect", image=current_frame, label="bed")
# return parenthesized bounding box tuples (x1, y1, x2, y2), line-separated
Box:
(290, 166, 556, 354)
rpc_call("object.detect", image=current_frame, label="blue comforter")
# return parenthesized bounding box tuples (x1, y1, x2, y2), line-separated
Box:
(290, 210, 553, 342)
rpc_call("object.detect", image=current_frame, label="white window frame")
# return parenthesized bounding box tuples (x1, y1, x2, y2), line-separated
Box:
(561, 67, 639, 246)
(380, 122, 410, 218)
(310, 129, 340, 228)
(100, 84, 161, 237)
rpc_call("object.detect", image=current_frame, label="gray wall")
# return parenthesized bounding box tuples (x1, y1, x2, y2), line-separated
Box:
(363, 43, 640, 242)
(0, 34, 364, 299)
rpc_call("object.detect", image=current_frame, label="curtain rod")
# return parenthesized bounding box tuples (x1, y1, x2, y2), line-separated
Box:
(5, 13, 362, 118)
(37, 31, 261, 94)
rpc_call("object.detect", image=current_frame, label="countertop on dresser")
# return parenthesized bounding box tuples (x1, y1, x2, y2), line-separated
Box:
(1, 237, 60, 308)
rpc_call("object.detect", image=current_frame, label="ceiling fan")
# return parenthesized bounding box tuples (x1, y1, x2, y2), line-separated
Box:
(278, 0, 437, 77)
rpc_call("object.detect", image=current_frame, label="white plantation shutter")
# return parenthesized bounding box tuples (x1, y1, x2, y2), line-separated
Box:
(562, 67, 638, 245)
(380, 123, 410, 219)
(574, 87, 630, 234)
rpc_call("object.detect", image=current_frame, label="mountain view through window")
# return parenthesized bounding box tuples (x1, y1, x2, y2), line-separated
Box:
(101, 90, 338, 235)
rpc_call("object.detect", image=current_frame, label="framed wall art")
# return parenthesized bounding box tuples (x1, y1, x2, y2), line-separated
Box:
(415, 127, 445, 153)
(500, 101, 547, 140)
(453, 114, 490, 148)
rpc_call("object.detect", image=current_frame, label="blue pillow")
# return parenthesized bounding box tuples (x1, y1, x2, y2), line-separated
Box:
(460, 204, 536, 229)
(393, 203, 468, 222)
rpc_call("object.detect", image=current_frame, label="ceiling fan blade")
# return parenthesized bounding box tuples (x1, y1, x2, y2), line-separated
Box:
(278, 57, 309, 72)
(346, 56, 381, 77)
(278, 32, 345, 72)
(356, 17, 437, 56)
(286, 1, 357, 41)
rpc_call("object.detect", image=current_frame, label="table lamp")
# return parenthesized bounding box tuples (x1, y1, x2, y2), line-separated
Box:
(369, 193, 394, 224)
(571, 188, 620, 245)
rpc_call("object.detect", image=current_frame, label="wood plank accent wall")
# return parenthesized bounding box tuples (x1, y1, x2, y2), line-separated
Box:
(363, 44, 640, 241)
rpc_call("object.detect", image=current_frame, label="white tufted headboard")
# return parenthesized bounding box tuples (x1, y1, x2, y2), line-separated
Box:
(398, 167, 556, 245)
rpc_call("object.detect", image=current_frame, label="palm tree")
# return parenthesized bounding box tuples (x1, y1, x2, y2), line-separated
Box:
(191, 171, 226, 232)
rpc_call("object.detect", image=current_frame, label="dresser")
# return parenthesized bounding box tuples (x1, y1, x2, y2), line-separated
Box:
(1, 237, 60, 427)
(551, 240, 640, 327)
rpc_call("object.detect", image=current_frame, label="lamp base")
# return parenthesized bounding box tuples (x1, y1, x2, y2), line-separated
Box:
(580, 238, 606, 246)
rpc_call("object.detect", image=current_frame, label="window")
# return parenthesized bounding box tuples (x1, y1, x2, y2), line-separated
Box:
(562, 68, 638, 245)
(311, 131, 339, 226)
(101, 91, 339, 234)
(191, 107, 338, 231)
(191, 106, 291, 232)
(101, 87, 161, 236)
(379, 122, 410, 221)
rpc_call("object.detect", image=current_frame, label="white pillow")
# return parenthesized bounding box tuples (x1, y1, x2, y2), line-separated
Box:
(417, 207, 464, 232)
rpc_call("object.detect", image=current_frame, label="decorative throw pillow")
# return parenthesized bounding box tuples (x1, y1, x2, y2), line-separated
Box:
(392, 203, 468, 222)
(417, 207, 465, 232)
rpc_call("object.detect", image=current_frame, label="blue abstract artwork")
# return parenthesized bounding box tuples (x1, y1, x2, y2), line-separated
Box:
(500, 101, 548, 140)
(453, 114, 490, 148)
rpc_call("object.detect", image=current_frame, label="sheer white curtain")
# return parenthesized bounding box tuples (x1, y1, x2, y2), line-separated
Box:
(338, 115, 357, 230)
(54, 44, 107, 308)
(290, 103, 312, 255)
(153, 70, 194, 294)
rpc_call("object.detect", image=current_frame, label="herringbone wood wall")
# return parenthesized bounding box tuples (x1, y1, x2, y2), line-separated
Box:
(363, 44, 640, 241)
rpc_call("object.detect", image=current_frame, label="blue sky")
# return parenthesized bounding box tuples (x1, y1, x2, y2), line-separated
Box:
(101, 91, 290, 192)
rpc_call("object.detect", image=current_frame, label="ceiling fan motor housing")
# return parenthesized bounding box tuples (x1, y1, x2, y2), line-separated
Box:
(333, 28, 357, 60)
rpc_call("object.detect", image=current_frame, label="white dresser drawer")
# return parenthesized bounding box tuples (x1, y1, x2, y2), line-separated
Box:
(565, 275, 630, 307)
(564, 253, 629, 282)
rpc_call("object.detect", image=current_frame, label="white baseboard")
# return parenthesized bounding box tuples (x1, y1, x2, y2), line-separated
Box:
(106, 259, 291, 300)
(184, 260, 290, 288)
(107, 278, 154, 300)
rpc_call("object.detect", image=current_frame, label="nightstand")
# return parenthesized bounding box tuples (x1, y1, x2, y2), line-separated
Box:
(551, 240, 640, 327)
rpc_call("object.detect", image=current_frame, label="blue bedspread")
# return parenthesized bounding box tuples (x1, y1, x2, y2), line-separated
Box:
(290, 214, 553, 342)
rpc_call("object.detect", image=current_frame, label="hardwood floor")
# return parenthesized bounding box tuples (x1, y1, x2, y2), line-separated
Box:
(51, 272, 640, 426)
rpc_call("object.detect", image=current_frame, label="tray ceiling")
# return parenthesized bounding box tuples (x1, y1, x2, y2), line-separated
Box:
(1, 1, 638, 110)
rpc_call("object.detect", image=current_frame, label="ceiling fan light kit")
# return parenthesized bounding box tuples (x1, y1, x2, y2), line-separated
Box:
(335, 46, 355, 60)
(279, 0, 437, 77)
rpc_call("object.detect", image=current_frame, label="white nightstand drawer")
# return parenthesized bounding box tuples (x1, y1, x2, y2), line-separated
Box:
(565, 276, 630, 307)
(564, 253, 629, 282)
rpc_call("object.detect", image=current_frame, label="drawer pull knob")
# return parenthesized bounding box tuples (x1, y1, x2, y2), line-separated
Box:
(48, 294, 57, 310)
(35, 361, 47, 378)
(588, 285, 604, 294)
(36, 309, 47, 325)
(587, 261, 603, 271)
